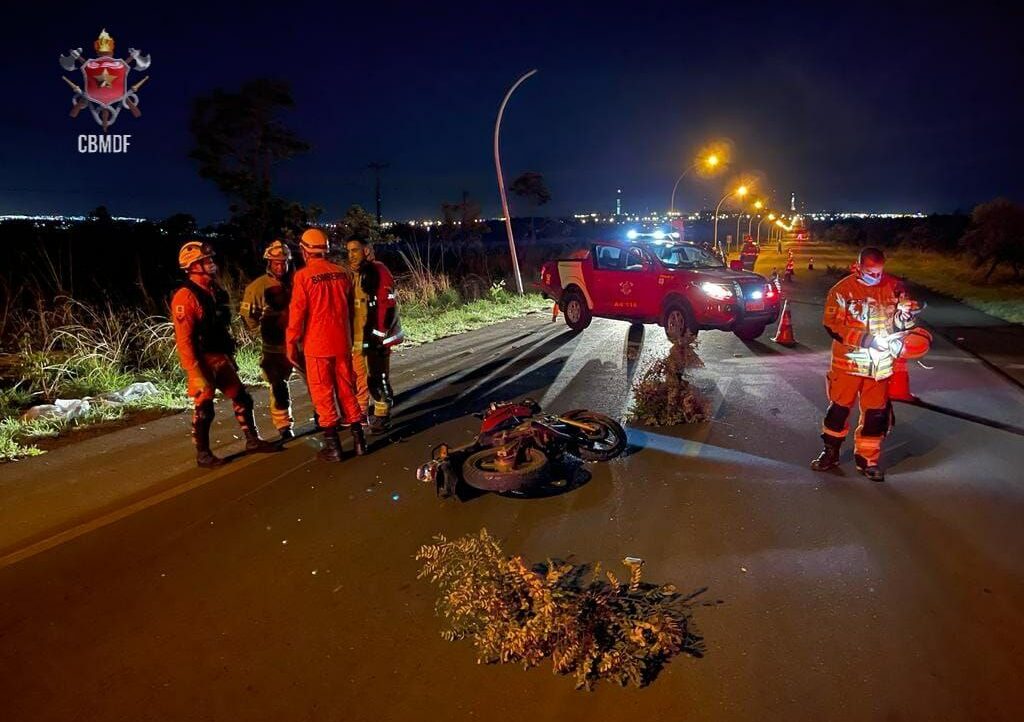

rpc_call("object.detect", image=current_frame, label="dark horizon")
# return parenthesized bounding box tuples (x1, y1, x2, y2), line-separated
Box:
(3, 2, 1022, 224)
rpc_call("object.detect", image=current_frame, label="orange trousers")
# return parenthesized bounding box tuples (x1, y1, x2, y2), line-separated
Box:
(187, 353, 244, 406)
(822, 370, 892, 465)
(305, 354, 363, 429)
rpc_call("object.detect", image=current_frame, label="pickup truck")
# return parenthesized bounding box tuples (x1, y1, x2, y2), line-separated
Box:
(538, 238, 781, 341)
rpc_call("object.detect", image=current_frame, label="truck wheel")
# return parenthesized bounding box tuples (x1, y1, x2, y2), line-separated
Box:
(733, 322, 768, 341)
(662, 303, 693, 343)
(561, 290, 592, 333)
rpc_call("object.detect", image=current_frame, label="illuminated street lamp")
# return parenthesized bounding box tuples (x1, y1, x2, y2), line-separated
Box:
(748, 199, 764, 237)
(669, 152, 722, 216)
(713, 184, 748, 254)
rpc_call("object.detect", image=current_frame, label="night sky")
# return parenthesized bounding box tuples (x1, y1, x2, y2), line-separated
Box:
(3, 1, 1022, 223)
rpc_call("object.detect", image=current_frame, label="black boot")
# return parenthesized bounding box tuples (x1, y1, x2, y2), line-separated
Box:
(234, 390, 280, 453)
(855, 455, 885, 482)
(244, 430, 281, 453)
(193, 400, 225, 468)
(317, 427, 343, 462)
(278, 427, 295, 441)
(350, 422, 367, 456)
(810, 434, 843, 472)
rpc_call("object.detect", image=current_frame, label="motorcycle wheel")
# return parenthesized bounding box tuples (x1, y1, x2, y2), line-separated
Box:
(561, 410, 628, 462)
(461, 447, 551, 493)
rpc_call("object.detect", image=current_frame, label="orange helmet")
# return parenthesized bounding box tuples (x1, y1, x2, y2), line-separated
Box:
(178, 240, 215, 270)
(299, 228, 329, 255)
(901, 327, 932, 360)
(263, 239, 292, 261)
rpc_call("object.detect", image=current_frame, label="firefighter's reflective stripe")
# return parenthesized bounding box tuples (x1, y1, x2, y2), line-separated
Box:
(823, 273, 906, 379)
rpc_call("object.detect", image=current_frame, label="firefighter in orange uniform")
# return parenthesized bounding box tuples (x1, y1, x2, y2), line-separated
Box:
(740, 234, 759, 271)
(811, 247, 921, 481)
(286, 228, 366, 461)
(241, 240, 296, 439)
(346, 237, 403, 434)
(172, 241, 279, 468)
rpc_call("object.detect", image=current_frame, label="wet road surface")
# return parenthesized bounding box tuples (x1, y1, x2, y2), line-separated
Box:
(2, 263, 1023, 721)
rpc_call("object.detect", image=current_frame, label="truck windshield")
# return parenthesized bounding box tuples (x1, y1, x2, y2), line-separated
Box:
(649, 244, 724, 269)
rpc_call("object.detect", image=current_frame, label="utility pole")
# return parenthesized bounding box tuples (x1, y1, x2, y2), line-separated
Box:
(367, 162, 389, 225)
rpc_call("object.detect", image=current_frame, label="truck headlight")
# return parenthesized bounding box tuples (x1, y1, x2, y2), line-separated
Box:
(700, 282, 734, 301)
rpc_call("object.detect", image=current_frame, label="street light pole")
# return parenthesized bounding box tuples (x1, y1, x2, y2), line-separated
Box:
(669, 162, 698, 216)
(757, 214, 772, 244)
(713, 190, 737, 255)
(494, 68, 538, 295)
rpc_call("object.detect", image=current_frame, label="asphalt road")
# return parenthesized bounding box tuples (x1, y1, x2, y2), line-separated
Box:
(2, 256, 1023, 721)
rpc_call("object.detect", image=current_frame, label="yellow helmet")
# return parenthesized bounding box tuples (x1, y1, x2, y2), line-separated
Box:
(299, 228, 329, 255)
(263, 239, 292, 261)
(178, 240, 215, 270)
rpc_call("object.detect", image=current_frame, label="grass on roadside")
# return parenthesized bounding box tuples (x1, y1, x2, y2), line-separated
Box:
(1, 279, 549, 461)
(754, 243, 1024, 323)
(401, 282, 550, 345)
(0, 381, 189, 462)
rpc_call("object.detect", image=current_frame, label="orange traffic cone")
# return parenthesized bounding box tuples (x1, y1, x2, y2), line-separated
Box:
(772, 300, 796, 346)
(551, 303, 559, 322)
(888, 358, 916, 402)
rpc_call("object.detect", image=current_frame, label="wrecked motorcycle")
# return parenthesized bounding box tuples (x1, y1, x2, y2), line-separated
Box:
(416, 399, 628, 498)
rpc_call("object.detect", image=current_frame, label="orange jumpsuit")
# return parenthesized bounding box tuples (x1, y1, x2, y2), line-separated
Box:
(286, 257, 362, 429)
(821, 272, 909, 465)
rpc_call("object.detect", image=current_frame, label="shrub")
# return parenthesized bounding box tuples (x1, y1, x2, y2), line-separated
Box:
(416, 528, 703, 690)
(628, 335, 709, 426)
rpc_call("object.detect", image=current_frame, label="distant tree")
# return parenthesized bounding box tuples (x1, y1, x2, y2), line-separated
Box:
(88, 205, 112, 222)
(510, 171, 552, 241)
(439, 193, 492, 278)
(336, 204, 393, 245)
(189, 79, 315, 256)
(158, 213, 198, 242)
(960, 198, 1024, 280)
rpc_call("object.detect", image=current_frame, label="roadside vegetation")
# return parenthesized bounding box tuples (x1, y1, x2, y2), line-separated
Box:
(628, 334, 709, 426)
(416, 528, 703, 690)
(758, 199, 1024, 323)
(0, 256, 546, 461)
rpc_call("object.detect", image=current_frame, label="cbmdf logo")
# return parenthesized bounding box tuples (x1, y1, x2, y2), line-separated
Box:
(59, 28, 151, 153)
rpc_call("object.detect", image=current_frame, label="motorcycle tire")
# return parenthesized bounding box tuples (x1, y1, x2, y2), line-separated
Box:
(561, 410, 628, 462)
(461, 447, 551, 493)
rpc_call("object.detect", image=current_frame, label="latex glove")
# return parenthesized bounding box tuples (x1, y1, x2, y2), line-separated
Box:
(888, 336, 905, 358)
(870, 334, 890, 352)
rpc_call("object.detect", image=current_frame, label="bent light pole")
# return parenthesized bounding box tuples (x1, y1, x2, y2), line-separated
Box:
(494, 68, 538, 295)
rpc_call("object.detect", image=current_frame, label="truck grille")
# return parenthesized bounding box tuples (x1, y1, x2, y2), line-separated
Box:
(734, 281, 764, 299)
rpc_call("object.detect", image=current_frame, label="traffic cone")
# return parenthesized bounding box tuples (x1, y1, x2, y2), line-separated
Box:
(551, 303, 559, 322)
(808, 257, 814, 270)
(888, 358, 916, 402)
(772, 300, 796, 346)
